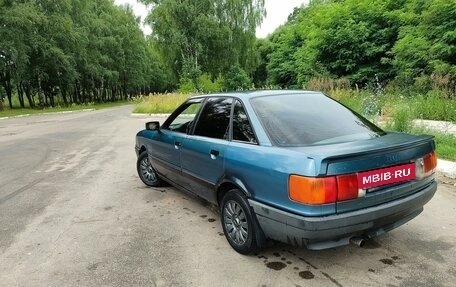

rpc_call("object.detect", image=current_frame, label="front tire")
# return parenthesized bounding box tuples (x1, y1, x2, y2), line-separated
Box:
(137, 151, 162, 187)
(221, 189, 261, 254)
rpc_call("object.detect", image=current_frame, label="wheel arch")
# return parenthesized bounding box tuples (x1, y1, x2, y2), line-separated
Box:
(138, 145, 147, 155)
(216, 178, 251, 206)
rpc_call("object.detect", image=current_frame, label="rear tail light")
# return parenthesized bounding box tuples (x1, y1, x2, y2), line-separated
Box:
(416, 151, 437, 179)
(336, 174, 359, 201)
(289, 175, 337, 205)
(289, 174, 359, 205)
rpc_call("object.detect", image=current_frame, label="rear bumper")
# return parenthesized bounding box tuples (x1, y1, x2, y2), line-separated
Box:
(249, 180, 437, 250)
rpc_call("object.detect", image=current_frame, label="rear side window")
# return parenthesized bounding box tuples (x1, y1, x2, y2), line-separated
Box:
(194, 97, 233, 139)
(232, 100, 257, 144)
(251, 93, 385, 146)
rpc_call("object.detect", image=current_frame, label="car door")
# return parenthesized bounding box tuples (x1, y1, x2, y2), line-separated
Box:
(150, 99, 203, 186)
(180, 97, 233, 203)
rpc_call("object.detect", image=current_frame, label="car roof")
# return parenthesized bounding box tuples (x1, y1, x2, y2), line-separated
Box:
(189, 90, 321, 100)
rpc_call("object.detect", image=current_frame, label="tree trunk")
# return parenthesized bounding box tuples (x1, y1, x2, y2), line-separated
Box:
(17, 82, 25, 108)
(62, 88, 68, 106)
(0, 89, 3, 111)
(4, 80, 13, 109)
(49, 92, 55, 107)
(37, 76, 45, 108)
(24, 83, 35, 108)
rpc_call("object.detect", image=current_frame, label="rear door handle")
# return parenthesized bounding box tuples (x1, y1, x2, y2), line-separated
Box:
(210, 149, 219, 159)
(174, 141, 182, 149)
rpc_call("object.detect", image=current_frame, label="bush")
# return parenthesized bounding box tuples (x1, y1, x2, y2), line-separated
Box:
(223, 65, 252, 91)
(413, 90, 456, 121)
(198, 73, 224, 93)
(386, 106, 413, 133)
(178, 78, 197, 94)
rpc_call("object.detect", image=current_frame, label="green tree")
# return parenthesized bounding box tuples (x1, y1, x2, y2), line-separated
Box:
(141, 0, 265, 87)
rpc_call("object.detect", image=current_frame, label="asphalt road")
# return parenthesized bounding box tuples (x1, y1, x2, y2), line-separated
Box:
(0, 106, 455, 287)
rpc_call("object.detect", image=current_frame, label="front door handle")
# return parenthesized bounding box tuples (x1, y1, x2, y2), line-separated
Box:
(210, 149, 219, 159)
(174, 141, 182, 149)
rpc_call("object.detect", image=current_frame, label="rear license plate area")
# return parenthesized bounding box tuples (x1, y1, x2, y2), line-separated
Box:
(358, 163, 415, 190)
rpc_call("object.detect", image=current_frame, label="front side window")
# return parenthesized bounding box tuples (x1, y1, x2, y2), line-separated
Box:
(232, 100, 257, 144)
(166, 101, 203, 133)
(193, 97, 233, 139)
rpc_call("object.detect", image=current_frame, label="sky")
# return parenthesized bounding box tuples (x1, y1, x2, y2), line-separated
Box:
(114, 0, 308, 38)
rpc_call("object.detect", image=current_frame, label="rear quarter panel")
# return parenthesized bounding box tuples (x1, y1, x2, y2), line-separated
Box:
(224, 141, 336, 216)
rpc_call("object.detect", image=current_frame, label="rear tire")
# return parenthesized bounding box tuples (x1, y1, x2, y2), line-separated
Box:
(221, 189, 263, 254)
(137, 151, 162, 187)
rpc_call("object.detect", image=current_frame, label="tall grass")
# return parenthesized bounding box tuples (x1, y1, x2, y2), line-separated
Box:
(133, 93, 191, 114)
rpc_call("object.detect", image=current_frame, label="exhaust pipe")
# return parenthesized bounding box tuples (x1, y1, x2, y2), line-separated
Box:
(350, 237, 366, 247)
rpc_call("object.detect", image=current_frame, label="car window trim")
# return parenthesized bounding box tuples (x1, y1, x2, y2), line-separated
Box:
(162, 97, 205, 132)
(186, 97, 208, 135)
(230, 98, 259, 145)
(187, 97, 208, 135)
(190, 96, 233, 141)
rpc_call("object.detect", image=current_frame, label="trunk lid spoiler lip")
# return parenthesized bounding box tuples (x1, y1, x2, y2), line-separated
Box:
(286, 132, 435, 176)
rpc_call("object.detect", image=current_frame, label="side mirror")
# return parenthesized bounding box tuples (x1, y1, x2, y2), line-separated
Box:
(146, 121, 160, 131)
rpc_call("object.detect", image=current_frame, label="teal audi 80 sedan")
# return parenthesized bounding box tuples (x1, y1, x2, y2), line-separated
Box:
(135, 90, 437, 254)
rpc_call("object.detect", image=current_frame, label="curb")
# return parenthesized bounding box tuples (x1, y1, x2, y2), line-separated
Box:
(437, 159, 456, 179)
(131, 113, 171, 117)
(0, 109, 95, 120)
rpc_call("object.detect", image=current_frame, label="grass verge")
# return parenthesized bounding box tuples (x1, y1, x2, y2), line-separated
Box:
(408, 127, 456, 162)
(0, 100, 133, 118)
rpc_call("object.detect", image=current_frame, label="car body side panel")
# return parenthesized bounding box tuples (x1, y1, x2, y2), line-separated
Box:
(181, 136, 228, 203)
(224, 141, 336, 216)
(148, 130, 187, 186)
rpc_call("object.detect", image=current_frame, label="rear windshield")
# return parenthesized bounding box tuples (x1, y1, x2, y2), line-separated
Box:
(251, 93, 385, 146)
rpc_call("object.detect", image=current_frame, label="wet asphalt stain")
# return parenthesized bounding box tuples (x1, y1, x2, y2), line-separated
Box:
(266, 261, 287, 271)
(364, 239, 382, 249)
(405, 237, 452, 262)
(368, 268, 375, 273)
(392, 256, 400, 261)
(299, 270, 315, 279)
(218, 232, 224, 236)
(380, 258, 394, 265)
(200, 215, 207, 218)
(87, 262, 101, 271)
(207, 218, 216, 222)
(258, 250, 344, 286)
